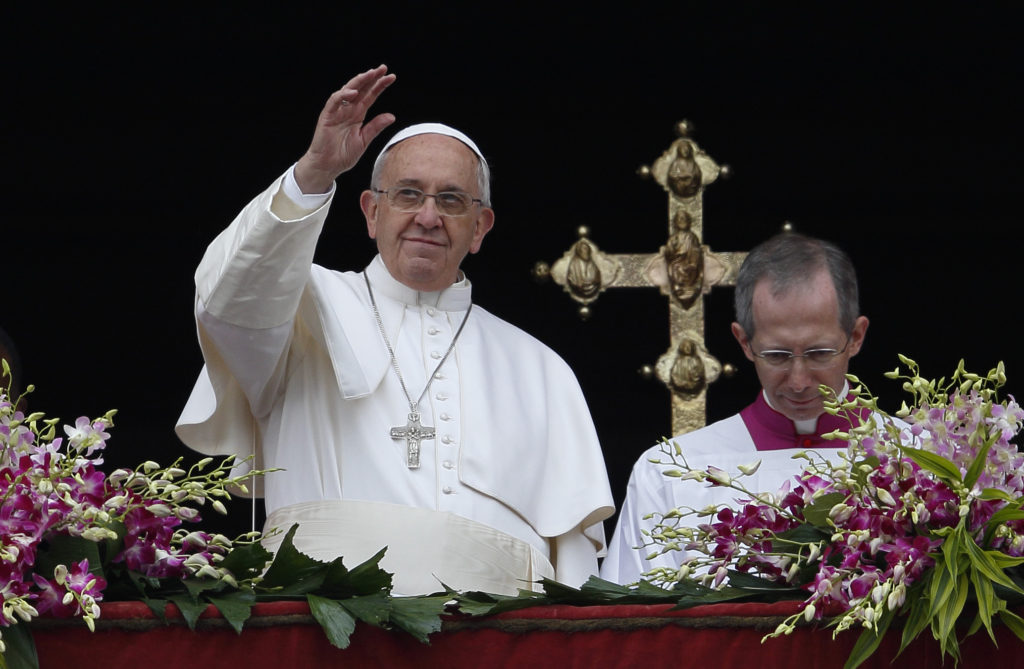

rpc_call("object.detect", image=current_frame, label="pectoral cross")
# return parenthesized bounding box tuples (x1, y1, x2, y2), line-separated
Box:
(534, 121, 749, 436)
(390, 411, 435, 469)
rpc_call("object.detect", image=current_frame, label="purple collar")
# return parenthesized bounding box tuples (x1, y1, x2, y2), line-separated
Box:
(739, 393, 868, 451)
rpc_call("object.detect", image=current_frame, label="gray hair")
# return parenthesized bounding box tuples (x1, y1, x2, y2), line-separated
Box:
(369, 135, 492, 207)
(734, 232, 860, 338)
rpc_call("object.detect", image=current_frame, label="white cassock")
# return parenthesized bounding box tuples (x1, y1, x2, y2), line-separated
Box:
(176, 171, 614, 595)
(600, 392, 864, 586)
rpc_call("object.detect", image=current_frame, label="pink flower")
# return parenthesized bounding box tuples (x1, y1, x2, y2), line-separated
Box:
(31, 559, 107, 618)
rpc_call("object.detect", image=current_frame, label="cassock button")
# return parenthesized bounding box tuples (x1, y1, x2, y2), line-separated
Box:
(441, 435, 454, 444)
(442, 460, 454, 470)
(427, 308, 437, 317)
(800, 437, 814, 447)
(434, 372, 445, 380)
(435, 392, 449, 401)
(427, 327, 440, 335)
(440, 413, 452, 421)
(442, 486, 454, 494)
(430, 351, 442, 359)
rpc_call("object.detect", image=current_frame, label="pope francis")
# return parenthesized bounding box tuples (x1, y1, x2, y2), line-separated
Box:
(176, 65, 614, 595)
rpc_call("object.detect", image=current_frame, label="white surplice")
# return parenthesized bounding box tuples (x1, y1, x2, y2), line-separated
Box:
(176, 172, 614, 594)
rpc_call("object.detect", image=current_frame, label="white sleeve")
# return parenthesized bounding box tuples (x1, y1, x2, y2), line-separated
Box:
(176, 172, 336, 457)
(281, 162, 334, 210)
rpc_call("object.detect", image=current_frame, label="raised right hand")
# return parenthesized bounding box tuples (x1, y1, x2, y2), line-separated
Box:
(294, 65, 397, 194)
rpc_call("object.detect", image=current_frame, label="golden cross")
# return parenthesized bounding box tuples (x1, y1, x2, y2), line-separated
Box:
(534, 122, 748, 436)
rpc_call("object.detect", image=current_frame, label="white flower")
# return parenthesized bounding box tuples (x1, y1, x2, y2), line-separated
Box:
(706, 466, 731, 486)
(737, 460, 762, 476)
(829, 503, 855, 524)
(876, 488, 897, 507)
(806, 544, 820, 563)
(147, 503, 174, 518)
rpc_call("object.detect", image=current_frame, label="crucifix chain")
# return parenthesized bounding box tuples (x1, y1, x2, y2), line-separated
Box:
(364, 272, 471, 468)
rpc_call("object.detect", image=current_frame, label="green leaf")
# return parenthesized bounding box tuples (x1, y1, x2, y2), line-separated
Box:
(928, 560, 957, 618)
(672, 580, 802, 609)
(450, 571, 803, 619)
(849, 455, 881, 487)
(307, 593, 358, 649)
(963, 431, 997, 490)
(257, 525, 329, 595)
(206, 589, 256, 634)
(934, 571, 969, 646)
(125, 570, 166, 599)
(965, 609, 983, 637)
(801, 492, 848, 527)
(452, 587, 552, 616)
(977, 487, 1020, 503)
(387, 595, 448, 643)
(577, 575, 640, 598)
(933, 610, 964, 662)
(451, 589, 524, 616)
(33, 534, 104, 582)
(897, 580, 932, 655)
(898, 446, 963, 484)
(844, 606, 894, 669)
(939, 526, 963, 581)
(963, 535, 1024, 593)
(588, 576, 686, 603)
(996, 565, 1024, 606)
(0, 622, 39, 669)
(216, 539, 274, 581)
(537, 577, 584, 599)
(166, 593, 210, 631)
(986, 551, 1024, 570)
(969, 563, 997, 643)
(141, 596, 169, 621)
(183, 577, 228, 601)
(97, 518, 127, 570)
(997, 608, 1024, 642)
(672, 589, 762, 608)
(626, 579, 681, 598)
(772, 523, 831, 546)
(722, 569, 802, 591)
(320, 547, 393, 599)
(338, 592, 393, 627)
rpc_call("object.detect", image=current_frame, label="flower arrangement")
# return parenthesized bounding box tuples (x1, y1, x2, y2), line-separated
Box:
(640, 358, 1024, 667)
(0, 366, 263, 660)
(0, 363, 451, 669)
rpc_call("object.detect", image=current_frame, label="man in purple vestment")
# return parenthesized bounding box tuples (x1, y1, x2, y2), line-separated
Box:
(601, 232, 870, 584)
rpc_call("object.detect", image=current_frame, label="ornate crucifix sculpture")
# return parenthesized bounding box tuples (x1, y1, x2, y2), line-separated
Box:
(534, 121, 748, 436)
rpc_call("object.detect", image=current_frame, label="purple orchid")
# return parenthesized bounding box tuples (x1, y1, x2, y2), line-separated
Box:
(0, 384, 260, 648)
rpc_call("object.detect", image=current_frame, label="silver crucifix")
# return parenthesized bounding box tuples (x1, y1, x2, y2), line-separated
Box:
(390, 411, 435, 469)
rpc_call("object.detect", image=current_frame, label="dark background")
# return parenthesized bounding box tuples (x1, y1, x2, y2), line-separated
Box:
(5, 5, 1021, 538)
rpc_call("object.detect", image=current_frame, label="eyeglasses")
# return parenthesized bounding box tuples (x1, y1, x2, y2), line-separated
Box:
(751, 335, 851, 368)
(373, 187, 482, 217)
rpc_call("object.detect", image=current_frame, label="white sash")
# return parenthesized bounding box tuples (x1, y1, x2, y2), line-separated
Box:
(262, 500, 554, 596)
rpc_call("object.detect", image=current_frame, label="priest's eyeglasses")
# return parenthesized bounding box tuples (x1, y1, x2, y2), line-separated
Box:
(752, 335, 851, 369)
(373, 187, 482, 217)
